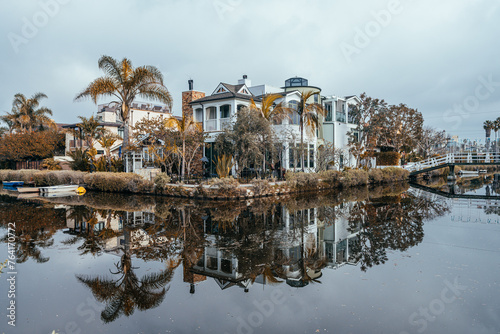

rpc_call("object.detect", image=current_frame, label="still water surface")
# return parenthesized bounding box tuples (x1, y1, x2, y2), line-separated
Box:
(0, 179, 499, 334)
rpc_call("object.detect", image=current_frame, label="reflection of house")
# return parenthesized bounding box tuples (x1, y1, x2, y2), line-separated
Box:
(317, 203, 362, 269)
(192, 245, 252, 292)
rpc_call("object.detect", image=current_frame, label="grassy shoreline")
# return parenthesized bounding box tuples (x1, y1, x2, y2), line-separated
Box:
(0, 167, 410, 200)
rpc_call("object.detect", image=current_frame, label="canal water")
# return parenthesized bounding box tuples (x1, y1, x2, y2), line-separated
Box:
(0, 179, 499, 334)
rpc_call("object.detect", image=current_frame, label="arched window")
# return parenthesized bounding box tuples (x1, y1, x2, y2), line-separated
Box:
(220, 104, 231, 119)
(195, 108, 203, 122)
(288, 100, 299, 125)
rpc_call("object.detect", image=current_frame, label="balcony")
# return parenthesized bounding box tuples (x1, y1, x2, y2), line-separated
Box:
(336, 112, 346, 123)
(206, 119, 217, 132)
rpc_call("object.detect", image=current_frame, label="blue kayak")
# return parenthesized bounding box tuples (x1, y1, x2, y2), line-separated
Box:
(3, 181, 24, 187)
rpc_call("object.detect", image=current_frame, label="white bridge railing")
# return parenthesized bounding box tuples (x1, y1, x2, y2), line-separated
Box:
(403, 153, 500, 173)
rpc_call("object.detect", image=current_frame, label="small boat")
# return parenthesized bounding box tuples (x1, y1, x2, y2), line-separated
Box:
(40, 191, 79, 198)
(17, 187, 39, 193)
(3, 181, 24, 187)
(39, 185, 79, 193)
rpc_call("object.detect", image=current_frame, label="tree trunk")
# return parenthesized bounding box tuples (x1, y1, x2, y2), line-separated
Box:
(300, 119, 304, 172)
(182, 137, 186, 179)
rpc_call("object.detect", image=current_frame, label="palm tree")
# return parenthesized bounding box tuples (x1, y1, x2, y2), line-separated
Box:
(97, 132, 120, 168)
(3, 92, 54, 133)
(495, 117, 500, 155)
(291, 90, 327, 172)
(250, 94, 292, 175)
(76, 115, 105, 150)
(165, 115, 201, 179)
(484, 120, 494, 151)
(74, 55, 172, 161)
(250, 94, 291, 123)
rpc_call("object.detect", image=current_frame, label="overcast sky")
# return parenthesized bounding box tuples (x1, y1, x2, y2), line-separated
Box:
(1, 0, 499, 142)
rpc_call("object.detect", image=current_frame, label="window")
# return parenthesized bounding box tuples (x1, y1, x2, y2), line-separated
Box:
(118, 128, 124, 138)
(195, 108, 203, 122)
(207, 107, 217, 120)
(237, 104, 246, 111)
(309, 144, 314, 168)
(289, 101, 299, 125)
(289, 144, 294, 169)
(220, 105, 231, 119)
(314, 94, 319, 103)
(325, 103, 332, 122)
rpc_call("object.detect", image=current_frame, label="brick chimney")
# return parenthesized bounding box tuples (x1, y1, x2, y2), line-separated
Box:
(182, 80, 205, 120)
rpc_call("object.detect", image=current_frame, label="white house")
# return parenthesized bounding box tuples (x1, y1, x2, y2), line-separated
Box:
(184, 76, 321, 175)
(319, 95, 361, 168)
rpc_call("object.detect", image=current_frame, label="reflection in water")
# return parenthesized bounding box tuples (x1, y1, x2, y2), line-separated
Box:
(0, 183, 451, 324)
(0, 195, 66, 263)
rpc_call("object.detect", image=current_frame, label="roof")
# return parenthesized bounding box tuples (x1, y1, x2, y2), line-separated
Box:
(191, 82, 261, 104)
(62, 122, 123, 129)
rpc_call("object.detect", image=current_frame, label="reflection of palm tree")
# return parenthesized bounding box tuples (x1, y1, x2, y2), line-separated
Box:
(63, 206, 105, 256)
(76, 252, 175, 323)
(1, 232, 53, 263)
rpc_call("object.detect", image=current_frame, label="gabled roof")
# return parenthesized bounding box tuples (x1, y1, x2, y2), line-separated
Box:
(192, 82, 260, 104)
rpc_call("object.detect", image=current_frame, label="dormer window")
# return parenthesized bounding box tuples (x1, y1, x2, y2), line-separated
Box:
(239, 88, 250, 95)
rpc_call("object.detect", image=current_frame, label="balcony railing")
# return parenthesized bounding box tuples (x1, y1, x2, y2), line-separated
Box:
(336, 112, 346, 123)
(206, 119, 217, 132)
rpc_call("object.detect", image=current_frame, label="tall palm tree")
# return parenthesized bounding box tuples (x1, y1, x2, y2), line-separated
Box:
(495, 117, 500, 154)
(165, 115, 201, 179)
(484, 120, 494, 151)
(291, 90, 327, 172)
(3, 92, 54, 133)
(250, 94, 292, 175)
(250, 94, 291, 122)
(74, 55, 172, 159)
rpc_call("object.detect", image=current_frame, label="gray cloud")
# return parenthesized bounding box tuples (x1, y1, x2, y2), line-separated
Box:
(1, 0, 499, 141)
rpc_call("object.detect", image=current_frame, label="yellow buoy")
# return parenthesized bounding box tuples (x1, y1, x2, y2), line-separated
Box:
(76, 186, 86, 195)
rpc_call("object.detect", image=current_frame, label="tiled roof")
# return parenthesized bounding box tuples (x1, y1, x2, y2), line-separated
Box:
(191, 83, 261, 104)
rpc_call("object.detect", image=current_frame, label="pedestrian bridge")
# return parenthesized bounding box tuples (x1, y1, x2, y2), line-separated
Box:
(403, 153, 500, 176)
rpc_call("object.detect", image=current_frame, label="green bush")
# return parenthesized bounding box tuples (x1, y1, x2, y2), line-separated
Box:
(318, 170, 342, 187)
(84, 172, 153, 193)
(341, 169, 369, 187)
(285, 172, 319, 190)
(154, 173, 172, 191)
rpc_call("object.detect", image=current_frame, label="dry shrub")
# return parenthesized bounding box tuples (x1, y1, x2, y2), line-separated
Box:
(209, 177, 244, 197)
(368, 168, 384, 184)
(0, 169, 86, 186)
(285, 172, 319, 190)
(341, 169, 369, 187)
(154, 173, 172, 191)
(318, 170, 342, 187)
(381, 167, 409, 183)
(84, 172, 153, 193)
(250, 178, 271, 196)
